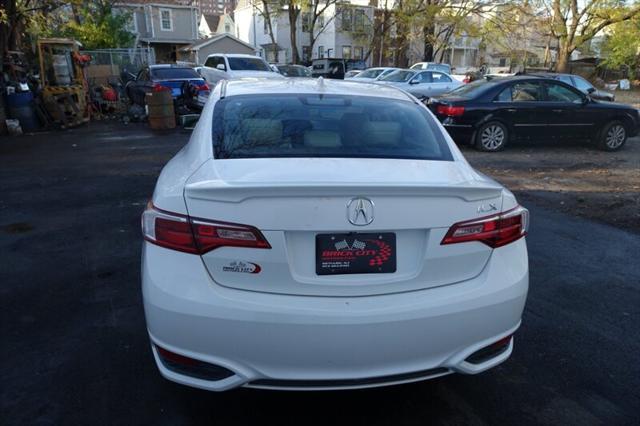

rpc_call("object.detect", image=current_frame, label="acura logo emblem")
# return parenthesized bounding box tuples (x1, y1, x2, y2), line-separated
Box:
(347, 197, 374, 226)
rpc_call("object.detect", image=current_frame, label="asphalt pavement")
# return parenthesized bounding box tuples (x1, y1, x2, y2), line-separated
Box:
(1, 123, 638, 425)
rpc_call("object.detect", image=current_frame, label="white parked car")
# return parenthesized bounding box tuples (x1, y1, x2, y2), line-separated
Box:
(348, 67, 401, 81)
(199, 53, 282, 86)
(142, 78, 529, 391)
(410, 62, 452, 74)
(378, 69, 463, 100)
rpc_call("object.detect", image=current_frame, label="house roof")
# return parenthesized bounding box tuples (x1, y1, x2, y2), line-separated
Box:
(204, 14, 221, 32)
(115, 1, 197, 8)
(180, 33, 257, 52)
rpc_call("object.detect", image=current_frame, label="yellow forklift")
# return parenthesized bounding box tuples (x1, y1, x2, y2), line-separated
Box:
(37, 38, 90, 128)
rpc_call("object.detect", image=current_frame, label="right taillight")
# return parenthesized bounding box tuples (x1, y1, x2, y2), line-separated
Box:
(142, 202, 271, 254)
(441, 205, 529, 248)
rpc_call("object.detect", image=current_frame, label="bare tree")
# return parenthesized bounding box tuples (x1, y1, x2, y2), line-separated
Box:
(250, 0, 281, 62)
(303, 0, 339, 62)
(543, 0, 640, 72)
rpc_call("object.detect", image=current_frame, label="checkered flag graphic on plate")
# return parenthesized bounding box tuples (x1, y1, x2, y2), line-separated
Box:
(334, 240, 349, 250)
(351, 239, 366, 250)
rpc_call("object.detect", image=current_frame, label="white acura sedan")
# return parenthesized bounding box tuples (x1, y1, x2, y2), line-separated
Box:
(141, 78, 529, 391)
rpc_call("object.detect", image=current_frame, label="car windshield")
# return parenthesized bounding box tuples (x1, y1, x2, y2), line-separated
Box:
(444, 80, 499, 98)
(428, 64, 451, 73)
(151, 68, 200, 80)
(212, 94, 452, 161)
(227, 57, 270, 71)
(379, 70, 415, 82)
(355, 69, 385, 79)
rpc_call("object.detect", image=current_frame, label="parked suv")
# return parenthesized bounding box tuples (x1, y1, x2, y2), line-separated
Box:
(200, 54, 282, 86)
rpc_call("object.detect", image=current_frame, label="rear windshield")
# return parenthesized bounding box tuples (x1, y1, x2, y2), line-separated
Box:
(151, 68, 199, 80)
(212, 94, 452, 161)
(379, 70, 415, 82)
(444, 80, 499, 98)
(227, 57, 270, 71)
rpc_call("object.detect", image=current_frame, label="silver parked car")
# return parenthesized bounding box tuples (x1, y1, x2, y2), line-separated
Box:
(348, 67, 400, 81)
(377, 69, 462, 100)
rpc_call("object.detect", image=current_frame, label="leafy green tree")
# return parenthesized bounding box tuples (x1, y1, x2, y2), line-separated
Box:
(601, 16, 640, 78)
(54, 2, 134, 49)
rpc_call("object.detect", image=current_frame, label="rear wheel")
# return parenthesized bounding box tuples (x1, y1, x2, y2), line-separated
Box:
(476, 121, 508, 152)
(598, 121, 627, 151)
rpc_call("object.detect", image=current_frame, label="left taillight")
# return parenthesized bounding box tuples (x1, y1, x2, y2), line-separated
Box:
(441, 205, 529, 248)
(196, 82, 210, 91)
(436, 105, 465, 117)
(142, 202, 271, 254)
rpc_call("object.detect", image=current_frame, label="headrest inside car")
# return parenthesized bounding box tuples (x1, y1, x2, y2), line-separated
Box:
(304, 130, 342, 148)
(363, 122, 401, 146)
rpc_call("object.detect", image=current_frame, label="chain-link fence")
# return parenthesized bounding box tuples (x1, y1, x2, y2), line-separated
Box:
(81, 48, 156, 75)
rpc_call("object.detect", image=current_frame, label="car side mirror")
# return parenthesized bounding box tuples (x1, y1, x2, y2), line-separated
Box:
(587, 87, 596, 94)
(216, 64, 226, 71)
(409, 79, 420, 85)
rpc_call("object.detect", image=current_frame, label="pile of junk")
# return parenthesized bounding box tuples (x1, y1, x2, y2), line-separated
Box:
(1, 38, 201, 136)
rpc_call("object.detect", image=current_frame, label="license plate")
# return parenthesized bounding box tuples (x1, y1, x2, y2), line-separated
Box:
(316, 233, 396, 275)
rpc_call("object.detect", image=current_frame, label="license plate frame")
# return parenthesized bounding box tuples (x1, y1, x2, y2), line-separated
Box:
(315, 232, 396, 276)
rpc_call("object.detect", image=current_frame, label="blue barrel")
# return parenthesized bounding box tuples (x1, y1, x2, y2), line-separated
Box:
(6, 92, 40, 132)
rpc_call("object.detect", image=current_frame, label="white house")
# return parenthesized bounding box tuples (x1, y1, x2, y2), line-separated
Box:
(199, 13, 237, 38)
(234, 0, 374, 65)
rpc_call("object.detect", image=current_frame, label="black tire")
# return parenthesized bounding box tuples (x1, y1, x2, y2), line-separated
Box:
(598, 120, 627, 151)
(475, 121, 508, 152)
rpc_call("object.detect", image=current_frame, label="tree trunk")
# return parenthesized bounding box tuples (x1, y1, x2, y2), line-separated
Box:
(555, 44, 570, 73)
(262, 1, 279, 63)
(288, 2, 300, 64)
(422, 23, 435, 62)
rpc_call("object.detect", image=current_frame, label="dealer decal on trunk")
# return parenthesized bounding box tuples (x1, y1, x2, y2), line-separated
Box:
(222, 261, 261, 274)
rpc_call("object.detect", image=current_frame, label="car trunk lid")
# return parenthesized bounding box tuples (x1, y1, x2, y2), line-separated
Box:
(184, 158, 503, 296)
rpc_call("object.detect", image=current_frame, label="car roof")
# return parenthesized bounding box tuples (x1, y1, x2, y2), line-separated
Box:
(208, 53, 261, 59)
(223, 78, 414, 101)
(149, 64, 193, 69)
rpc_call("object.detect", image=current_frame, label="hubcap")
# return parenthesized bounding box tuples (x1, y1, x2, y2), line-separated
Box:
(480, 125, 505, 150)
(605, 125, 625, 149)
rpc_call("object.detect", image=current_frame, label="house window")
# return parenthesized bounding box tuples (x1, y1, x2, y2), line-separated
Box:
(354, 9, 365, 32)
(302, 46, 311, 62)
(318, 45, 324, 59)
(225, 24, 231, 33)
(353, 46, 363, 60)
(341, 8, 352, 31)
(159, 8, 173, 31)
(302, 13, 311, 32)
(342, 45, 351, 59)
(263, 17, 269, 34)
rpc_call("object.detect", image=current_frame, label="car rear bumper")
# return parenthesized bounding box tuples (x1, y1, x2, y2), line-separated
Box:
(142, 239, 528, 391)
(442, 123, 475, 143)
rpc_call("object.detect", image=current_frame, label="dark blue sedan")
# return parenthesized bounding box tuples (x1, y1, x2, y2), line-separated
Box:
(126, 65, 210, 110)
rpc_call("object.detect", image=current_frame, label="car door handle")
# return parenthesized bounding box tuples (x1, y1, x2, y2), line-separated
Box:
(507, 109, 517, 112)
(552, 109, 563, 113)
